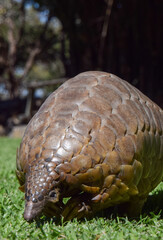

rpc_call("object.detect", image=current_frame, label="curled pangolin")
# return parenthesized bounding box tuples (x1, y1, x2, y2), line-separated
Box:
(16, 71, 163, 222)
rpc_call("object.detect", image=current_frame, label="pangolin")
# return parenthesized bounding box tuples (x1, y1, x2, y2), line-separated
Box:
(16, 71, 163, 222)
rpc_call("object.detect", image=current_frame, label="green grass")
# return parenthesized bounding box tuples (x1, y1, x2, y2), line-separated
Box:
(0, 137, 163, 240)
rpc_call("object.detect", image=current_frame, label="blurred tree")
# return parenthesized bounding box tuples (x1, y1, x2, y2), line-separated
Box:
(0, 0, 63, 98)
(33, 0, 111, 76)
(34, 0, 163, 107)
(1, 0, 162, 106)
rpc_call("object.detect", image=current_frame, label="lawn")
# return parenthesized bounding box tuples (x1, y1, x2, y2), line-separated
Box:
(0, 137, 162, 240)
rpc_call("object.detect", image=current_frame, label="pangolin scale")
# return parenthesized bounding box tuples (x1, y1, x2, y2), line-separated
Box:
(16, 71, 163, 221)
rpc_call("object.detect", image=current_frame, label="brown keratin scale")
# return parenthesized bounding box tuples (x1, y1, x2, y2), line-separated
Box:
(16, 71, 163, 222)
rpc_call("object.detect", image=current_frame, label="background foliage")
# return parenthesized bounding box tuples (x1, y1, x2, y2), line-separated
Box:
(0, 0, 163, 107)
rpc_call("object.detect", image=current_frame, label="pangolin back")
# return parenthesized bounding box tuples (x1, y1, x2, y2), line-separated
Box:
(16, 71, 163, 221)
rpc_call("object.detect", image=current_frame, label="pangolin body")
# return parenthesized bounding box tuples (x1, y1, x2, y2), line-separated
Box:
(16, 71, 163, 221)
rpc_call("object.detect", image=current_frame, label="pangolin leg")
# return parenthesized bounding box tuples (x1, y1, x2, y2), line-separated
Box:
(117, 196, 148, 218)
(43, 201, 64, 219)
(61, 191, 111, 221)
(62, 193, 93, 221)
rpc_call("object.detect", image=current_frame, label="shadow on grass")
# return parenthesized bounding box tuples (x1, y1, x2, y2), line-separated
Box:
(33, 190, 163, 227)
(143, 189, 163, 218)
(34, 216, 61, 228)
